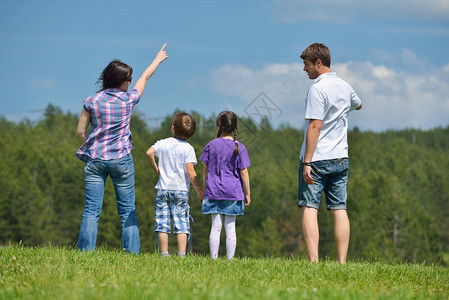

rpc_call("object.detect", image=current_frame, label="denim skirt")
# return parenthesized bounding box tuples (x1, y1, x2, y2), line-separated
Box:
(201, 198, 244, 216)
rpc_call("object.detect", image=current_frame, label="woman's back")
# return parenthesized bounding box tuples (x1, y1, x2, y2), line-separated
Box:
(76, 88, 140, 162)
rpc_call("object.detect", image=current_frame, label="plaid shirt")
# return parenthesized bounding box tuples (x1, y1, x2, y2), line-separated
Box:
(76, 88, 141, 162)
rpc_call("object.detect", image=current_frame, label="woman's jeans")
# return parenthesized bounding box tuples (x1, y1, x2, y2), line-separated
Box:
(77, 154, 140, 254)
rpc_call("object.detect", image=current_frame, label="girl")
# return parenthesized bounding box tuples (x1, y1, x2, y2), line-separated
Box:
(200, 111, 251, 260)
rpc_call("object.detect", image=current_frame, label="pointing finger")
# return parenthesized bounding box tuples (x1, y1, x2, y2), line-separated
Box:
(160, 43, 167, 51)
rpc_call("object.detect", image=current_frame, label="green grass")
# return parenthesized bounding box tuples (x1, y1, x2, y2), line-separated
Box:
(1, 245, 448, 299)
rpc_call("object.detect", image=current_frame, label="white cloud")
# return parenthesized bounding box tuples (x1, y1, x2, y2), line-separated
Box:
(372, 65, 397, 79)
(443, 64, 449, 72)
(203, 57, 449, 132)
(333, 61, 449, 131)
(369, 48, 430, 74)
(272, 0, 449, 23)
(208, 63, 303, 101)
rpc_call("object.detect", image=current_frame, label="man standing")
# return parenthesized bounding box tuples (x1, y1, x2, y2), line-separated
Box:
(298, 43, 362, 263)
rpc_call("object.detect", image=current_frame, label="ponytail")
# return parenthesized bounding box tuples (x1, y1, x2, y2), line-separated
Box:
(216, 127, 223, 139)
(232, 129, 239, 156)
(216, 111, 239, 156)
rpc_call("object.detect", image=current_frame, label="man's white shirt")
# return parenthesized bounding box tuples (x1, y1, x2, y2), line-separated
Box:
(300, 72, 361, 162)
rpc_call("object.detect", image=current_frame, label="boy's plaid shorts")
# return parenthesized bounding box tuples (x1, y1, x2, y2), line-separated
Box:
(154, 189, 190, 235)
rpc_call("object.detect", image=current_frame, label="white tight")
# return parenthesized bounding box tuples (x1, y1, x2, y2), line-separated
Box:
(209, 214, 236, 260)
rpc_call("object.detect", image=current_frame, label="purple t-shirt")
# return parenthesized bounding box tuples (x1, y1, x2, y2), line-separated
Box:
(200, 138, 250, 201)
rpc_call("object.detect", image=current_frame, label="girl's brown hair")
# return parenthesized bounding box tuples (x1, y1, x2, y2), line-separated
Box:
(216, 111, 239, 155)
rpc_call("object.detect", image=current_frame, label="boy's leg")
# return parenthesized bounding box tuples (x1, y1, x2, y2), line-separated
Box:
(302, 207, 319, 263)
(171, 191, 190, 256)
(332, 209, 350, 264)
(224, 215, 237, 260)
(209, 214, 223, 259)
(158, 232, 169, 253)
(177, 233, 187, 256)
(154, 190, 171, 255)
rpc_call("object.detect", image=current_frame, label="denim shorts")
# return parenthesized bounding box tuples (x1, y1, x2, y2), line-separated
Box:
(298, 158, 349, 210)
(201, 198, 244, 216)
(154, 190, 190, 235)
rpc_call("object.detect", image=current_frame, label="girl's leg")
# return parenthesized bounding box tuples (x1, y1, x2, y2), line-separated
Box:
(224, 215, 237, 260)
(209, 214, 223, 259)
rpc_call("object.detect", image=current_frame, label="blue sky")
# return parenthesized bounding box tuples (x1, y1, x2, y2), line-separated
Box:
(1, 0, 448, 132)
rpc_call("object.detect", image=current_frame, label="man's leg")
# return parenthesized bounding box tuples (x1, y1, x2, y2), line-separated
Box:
(302, 207, 319, 263)
(325, 158, 350, 263)
(331, 209, 350, 264)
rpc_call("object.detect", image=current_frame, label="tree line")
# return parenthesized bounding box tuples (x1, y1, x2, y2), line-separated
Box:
(1, 104, 448, 265)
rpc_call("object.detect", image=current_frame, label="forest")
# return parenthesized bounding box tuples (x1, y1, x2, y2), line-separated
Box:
(1, 105, 448, 265)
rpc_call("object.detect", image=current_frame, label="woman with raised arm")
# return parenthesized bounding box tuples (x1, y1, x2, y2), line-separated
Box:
(75, 44, 168, 254)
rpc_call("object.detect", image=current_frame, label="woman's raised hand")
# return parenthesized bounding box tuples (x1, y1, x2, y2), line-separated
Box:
(156, 43, 168, 63)
(134, 43, 168, 96)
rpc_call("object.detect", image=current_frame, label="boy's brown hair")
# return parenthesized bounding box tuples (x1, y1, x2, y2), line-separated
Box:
(300, 43, 331, 67)
(172, 113, 196, 140)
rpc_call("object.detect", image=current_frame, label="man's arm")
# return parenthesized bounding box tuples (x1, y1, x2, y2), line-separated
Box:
(350, 89, 362, 111)
(303, 119, 322, 185)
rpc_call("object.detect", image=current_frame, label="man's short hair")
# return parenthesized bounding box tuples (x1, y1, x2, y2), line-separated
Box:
(173, 113, 196, 140)
(300, 43, 331, 67)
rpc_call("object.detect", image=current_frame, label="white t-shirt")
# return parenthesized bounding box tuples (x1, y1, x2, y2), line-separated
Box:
(152, 137, 197, 191)
(300, 72, 361, 162)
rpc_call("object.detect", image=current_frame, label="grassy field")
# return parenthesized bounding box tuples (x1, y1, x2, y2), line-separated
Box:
(1, 245, 448, 299)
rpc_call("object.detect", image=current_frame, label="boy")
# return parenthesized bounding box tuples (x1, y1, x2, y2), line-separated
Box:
(146, 113, 203, 257)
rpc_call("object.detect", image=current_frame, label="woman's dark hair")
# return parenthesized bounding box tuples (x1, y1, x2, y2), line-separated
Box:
(216, 111, 239, 155)
(172, 113, 196, 140)
(98, 59, 133, 91)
